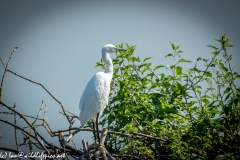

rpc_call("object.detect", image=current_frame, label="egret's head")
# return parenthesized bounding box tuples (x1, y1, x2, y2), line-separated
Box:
(102, 44, 126, 53)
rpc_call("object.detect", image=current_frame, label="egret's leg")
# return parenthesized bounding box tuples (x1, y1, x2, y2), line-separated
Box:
(92, 120, 98, 147)
(96, 113, 101, 145)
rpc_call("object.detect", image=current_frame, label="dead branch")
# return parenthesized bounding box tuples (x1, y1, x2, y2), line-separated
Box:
(53, 127, 167, 142)
(82, 139, 91, 160)
(0, 119, 36, 140)
(0, 47, 18, 88)
(6, 69, 71, 124)
(99, 146, 107, 160)
(33, 127, 50, 154)
(13, 103, 20, 152)
(100, 128, 108, 145)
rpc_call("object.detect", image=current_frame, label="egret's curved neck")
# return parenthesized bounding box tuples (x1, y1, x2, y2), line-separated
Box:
(102, 51, 113, 78)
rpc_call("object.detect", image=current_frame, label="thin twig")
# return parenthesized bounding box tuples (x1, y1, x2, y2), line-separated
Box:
(13, 103, 20, 152)
(71, 140, 78, 150)
(0, 101, 37, 134)
(0, 111, 45, 120)
(0, 47, 18, 102)
(0, 47, 18, 87)
(32, 100, 44, 125)
(33, 127, 50, 154)
(0, 101, 59, 152)
(0, 119, 35, 139)
(44, 104, 47, 120)
(0, 57, 5, 68)
(42, 121, 56, 136)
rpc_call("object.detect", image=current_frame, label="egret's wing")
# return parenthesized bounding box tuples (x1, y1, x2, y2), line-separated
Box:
(79, 72, 110, 126)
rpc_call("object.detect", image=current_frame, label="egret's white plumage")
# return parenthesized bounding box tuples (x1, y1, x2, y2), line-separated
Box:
(79, 44, 125, 127)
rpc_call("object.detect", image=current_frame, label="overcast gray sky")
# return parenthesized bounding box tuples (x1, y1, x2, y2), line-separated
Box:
(1, 0, 240, 155)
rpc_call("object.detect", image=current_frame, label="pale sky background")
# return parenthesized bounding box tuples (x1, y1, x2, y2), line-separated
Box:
(0, 0, 240, 156)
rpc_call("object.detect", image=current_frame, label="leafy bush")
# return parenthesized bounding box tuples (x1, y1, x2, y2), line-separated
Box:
(96, 35, 240, 159)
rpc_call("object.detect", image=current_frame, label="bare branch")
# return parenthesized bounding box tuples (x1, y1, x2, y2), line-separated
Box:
(0, 47, 18, 102)
(100, 128, 108, 146)
(0, 47, 18, 87)
(0, 57, 5, 68)
(94, 150, 100, 160)
(32, 100, 44, 126)
(13, 103, 20, 152)
(99, 146, 107, 160)
(0, 118, 35, 140)
(71, 140, 78, 150)
(58, 131, 66, 151)
(0, 147, 19, 154)
(33, 127, 49, 154)
(53, 127, 167, 142)
(105, 149, 114, 160)
(0, 111, 45, 120)
(6, 69, 71, 124)
(82, 139, 91, 160)
(87, 143, 95, 152)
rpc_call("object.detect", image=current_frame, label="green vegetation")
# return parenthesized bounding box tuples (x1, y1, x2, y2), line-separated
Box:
(96, 35, 240, 159)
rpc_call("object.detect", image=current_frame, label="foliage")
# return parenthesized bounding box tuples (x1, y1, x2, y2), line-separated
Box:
(96, 35, 240, 159)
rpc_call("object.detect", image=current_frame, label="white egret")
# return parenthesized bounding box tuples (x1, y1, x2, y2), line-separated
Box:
(78, 44, 126, 144)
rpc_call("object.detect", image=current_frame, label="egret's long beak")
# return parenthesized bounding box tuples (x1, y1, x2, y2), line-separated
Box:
(115, 47, 127, 51)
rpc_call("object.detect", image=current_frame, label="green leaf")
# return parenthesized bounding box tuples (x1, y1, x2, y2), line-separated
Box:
(152, 119, 161, 124)
(182, 142, 188, 148)
(178, 59, 192, 63)
(212, 51, 219, 56)
(197, 57, 202, 61)
(224, 87, 231, 94)
(154, 65, 165, 70)
(175, 45, 180, 50)
(143, 57, 152, 62)
(209, 64, 215, 67)
(170, 41, 175, 50)
(138, 63, 150, 69)
(205, 72, 212, 77)
(235, 75, 240, 79)
(177, 50, 183, 53)
(203, 143, 213, 149)
(176, 66, 182, 77)
(141, 67, 149, 74)
(207, 45, 218, 50)
(207, 101, 216, 109)
(203, 59, 209, 62)
(119, 148, 128, 155)
(130, 56, 140, 62)
(165, 53, 173, 58)
(225, 93, 232, 101)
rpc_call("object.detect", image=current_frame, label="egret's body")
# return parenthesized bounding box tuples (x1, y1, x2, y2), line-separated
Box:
(78, 44, 125, 129)
(79, 71, 112, 126)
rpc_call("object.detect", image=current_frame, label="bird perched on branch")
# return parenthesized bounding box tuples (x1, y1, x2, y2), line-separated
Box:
(78, 44, 126, 144)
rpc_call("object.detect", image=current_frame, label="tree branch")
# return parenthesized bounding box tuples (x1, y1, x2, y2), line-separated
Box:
(82, 139, 91, 160)
(6, 69, 71, 124)
(53, 127, 167, 142)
